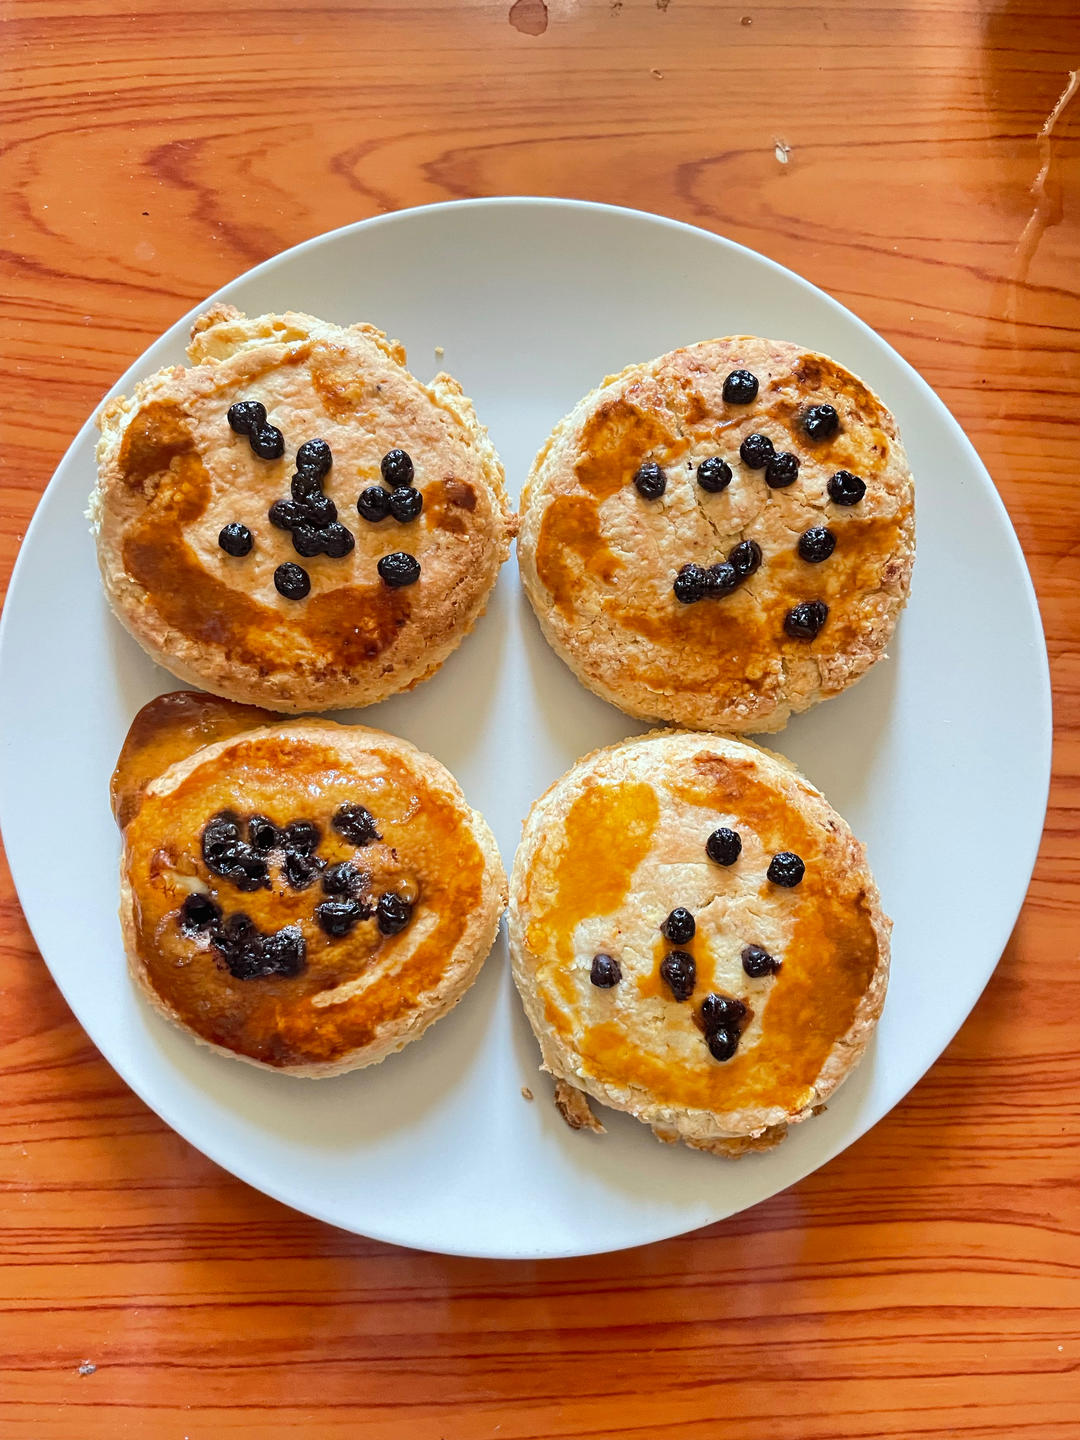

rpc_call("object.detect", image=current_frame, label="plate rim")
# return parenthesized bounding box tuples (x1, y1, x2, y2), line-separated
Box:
(0, 196, 1053, 1258)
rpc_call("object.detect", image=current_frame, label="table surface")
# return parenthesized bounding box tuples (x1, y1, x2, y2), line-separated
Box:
(2, 1, 1078, 1435)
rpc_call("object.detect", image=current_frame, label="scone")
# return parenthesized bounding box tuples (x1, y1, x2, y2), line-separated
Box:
(114, 691, 507, 1074)
(518, 338, 914, 733)
(508, 730, 890, 1154)
(92, 307, 516, 712)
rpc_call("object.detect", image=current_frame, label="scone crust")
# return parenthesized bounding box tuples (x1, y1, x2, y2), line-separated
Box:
(120, 714, 507, 1075)
(92, 307, 515, 712)
(518, 337, 914, 734)
(508, 730, 890, 1153)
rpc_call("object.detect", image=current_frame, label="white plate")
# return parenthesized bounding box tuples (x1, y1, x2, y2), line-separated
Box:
(0, 200, 1051, 1259)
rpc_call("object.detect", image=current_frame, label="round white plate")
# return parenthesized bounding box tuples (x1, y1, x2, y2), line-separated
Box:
(0, 200, 1051, 1259)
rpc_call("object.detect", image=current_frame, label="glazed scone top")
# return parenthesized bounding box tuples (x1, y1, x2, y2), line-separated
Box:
(112, 688, 275, 829)
(511, 731, 888, 1139)
(117, 695, 505, 1071)
(92, 307, 515, 711)
(519, 338, 914, 733)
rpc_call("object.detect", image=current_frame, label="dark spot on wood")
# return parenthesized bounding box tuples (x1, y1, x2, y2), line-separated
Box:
(509, 0, 548, 35)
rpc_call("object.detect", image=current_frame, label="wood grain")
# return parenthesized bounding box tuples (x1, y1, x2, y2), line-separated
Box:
(1, 0, 1078, 1435)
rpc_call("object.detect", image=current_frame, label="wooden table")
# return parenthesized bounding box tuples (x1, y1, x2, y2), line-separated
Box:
(2, 1, 1078, 1435)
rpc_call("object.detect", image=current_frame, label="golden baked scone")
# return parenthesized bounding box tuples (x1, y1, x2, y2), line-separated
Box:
(508, 730, 890, 1155)
(518, 338, 914, 733)
(115, 692, 507, 1075)
(92, 307, 516, 712)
